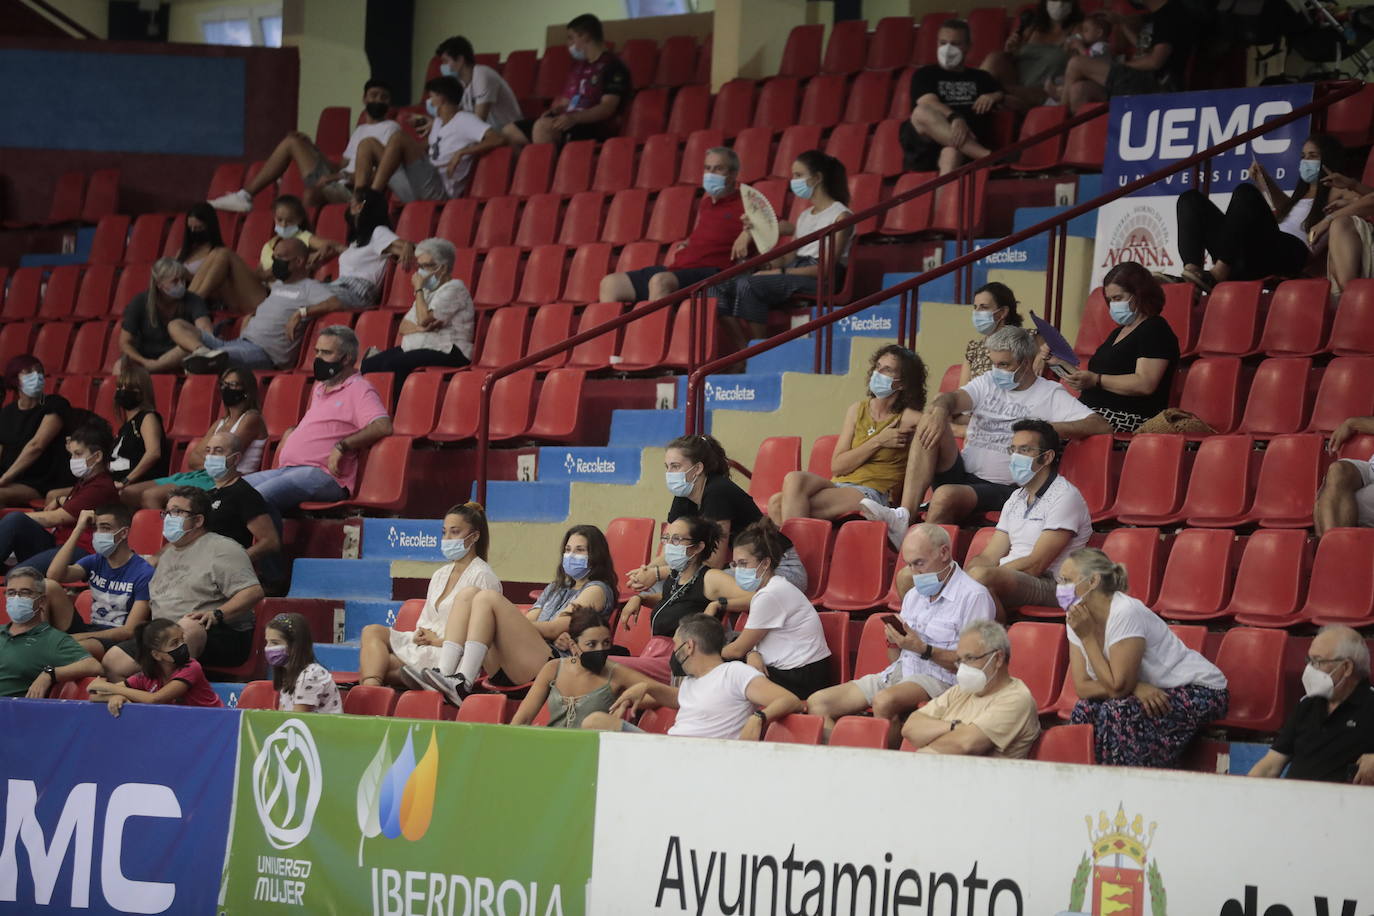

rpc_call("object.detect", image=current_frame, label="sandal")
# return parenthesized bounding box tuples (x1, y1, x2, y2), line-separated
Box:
(1181, 266, 1216, 293)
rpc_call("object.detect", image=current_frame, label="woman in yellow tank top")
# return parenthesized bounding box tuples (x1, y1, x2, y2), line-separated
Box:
(767, 344, 927, 524)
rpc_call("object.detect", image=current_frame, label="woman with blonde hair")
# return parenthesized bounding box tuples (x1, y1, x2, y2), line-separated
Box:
(118, 258, 214, 373)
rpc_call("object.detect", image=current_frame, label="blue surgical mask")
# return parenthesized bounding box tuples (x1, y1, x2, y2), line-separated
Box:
(162, 515, 187, 543)
(972, 310, 998, 334)
(1298, 159, 1321, 184)
(425, 98, 438, 117)
(440, 62, 455, 77)
(562, 552, 590, 580)
(665, 469, 695, 497)
(663, 543, 691, 571)
(441, 537, 469, 561)
(92, 532, 119, 557)
(569, 43, 587, 62)
(1108, 298, 1136, 326)
(789, 177, 815, 200)
(417, 267, 441, 291)
(68, 456, 89, 479)
(869, 370, 895, 398)
(702, 172, 727, 196)
(990, 366, 1019, 390)
(733, 565, 761, 591)
(913, 563, 951, 597)
(203, 455, 229, 480)
(274, 224, 300, 239)
(19, 372, 44, 397)
(1009, 453, 1039, 486)
(5, 596, 36, 625)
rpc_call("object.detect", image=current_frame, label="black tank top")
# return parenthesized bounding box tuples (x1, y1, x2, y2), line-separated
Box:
(650, 567, 711, 637)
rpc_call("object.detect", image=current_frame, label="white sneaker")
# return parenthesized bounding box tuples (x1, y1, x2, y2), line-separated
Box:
(208, 189, 253, 213)
(397, 664, 429, 691)
(859, 498, 910, 550)
(420, 669, 469, 708)
(183, 348, 229, 375)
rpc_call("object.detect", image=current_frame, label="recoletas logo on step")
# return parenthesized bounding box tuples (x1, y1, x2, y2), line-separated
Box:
(704, 381, 756, 402)
(386, 525, 437, 549)
(563, 452, 617, 473)
(837, 315, 893, 333)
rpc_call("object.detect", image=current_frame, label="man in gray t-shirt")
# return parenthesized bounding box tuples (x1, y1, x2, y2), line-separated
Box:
(167, 236, 337, 374)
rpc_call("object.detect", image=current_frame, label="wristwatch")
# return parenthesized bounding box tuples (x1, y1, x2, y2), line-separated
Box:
(919, 642, 934, 660)
(213, 609, 225, 626)
(752, 709, 768, 738)
(297, 306, 308, 320)
(42, 665, 56, 682)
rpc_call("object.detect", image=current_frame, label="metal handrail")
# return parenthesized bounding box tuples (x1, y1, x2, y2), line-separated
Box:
(472, 103, 1111, 502)
(683, 80, 1362, 433)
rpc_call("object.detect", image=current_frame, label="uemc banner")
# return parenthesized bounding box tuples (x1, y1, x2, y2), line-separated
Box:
(1091, 84, 1313, 287)
(591, 735, 1374, 915)
(219, 712, 598, 915)
(0, 699, 239, 915)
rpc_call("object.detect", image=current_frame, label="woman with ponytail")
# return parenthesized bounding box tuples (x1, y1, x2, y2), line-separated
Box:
(714, 149, 854, 353)
(357, 502, 499, 687)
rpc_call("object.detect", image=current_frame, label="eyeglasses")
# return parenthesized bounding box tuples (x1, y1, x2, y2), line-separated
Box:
(4, 589, 39, 599)
(1306, 655, 1345, 669)
(659, 535, 698, 546)
(1004, 446, 1045, 457)
(161, 508, 193, 518)
(955, 649, 997, 666)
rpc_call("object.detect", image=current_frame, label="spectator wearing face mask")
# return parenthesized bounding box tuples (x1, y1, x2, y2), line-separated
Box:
(360, 237, 474, 384)
(119, 259, 213, 373)
(200, 430, 284, 591)
(903, 18, 1004, 175)
(252, 196, 341, 282)
(1062, 0, 1193, 113)
(0, 356, 73, 508)
(434, 36, 525, 142)
(89, 618, 223, 714)
(0, 566, 102, 699)
(317, 188, 414, 312)
(982, 0, 1086, 110)
(513, 14, 632, 146)
(0, 420, 118, 571)
(1043, 261, 1179, 434)
(44, 506, 153, 658)
(265, 612, 341, 714)
(107, 361, 167, 487)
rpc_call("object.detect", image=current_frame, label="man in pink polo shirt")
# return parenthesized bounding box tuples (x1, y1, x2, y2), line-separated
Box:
(244, 326, 392, 513)
(599, 147, 748, 303)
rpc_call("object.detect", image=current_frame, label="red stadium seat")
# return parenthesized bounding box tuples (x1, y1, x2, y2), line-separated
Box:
(561, 243, 610, 304)
(818, 520, 890, 612)
(1213, 627, 1288, 732)
(765, 713, 824, 745)
(863, 120, 907, 178)
(471, 196, 519, 251)
(527, 303, 574, 369)
(849, 172, 883, 238)
(1059, 434, 1116, 520)
(868, 16, 915, 69)
(534, 45, 572, 101)
(889, 67, 915, 120)
(667, 84, 711, 137)
(914, 13, 954, 65)
(1154, 528, 1237, 621)
(1302, 528, 1374, 626)
(473, 246, 520, 308)
(40, 171, 85, 226)
(602, 189, 650, 245)
(771, 125, 824, 180)
(2, 267, 42, 322)
(605, 516, 655, 601)
(852, 614, 893, 680)
(435, 199, 478, 249)
(1109, 434, 1188, 525)
(65, 321, 108, 376)
(300, 435, 415, 512)
(755, 77, 799, 130)
(638, 707, 678, 734)
(394, 691, 456, 721)
(432, 371, 533, 441)
(780, 517, 832, 603)
(455, 693, 511, 724)
(748, 436, 801, 512)
(527, 367, 587, 443)
(235, 209, 274, 266)
(30, 323, 72, 373)
(236, 680, 276, 710)
(110, 262, 153, 320)
(751, 179, 788, 220)
(840, 70, 895, 125)
(1236, 433, 1327, 528)
(1329, 279, 1374, 355)
(167, 374, 219, 441)
(391, 372, 445, 439)
(550, 140, 596, 196)
(313, 106, 351, 160)
(1061, 104, 1108, 169)
(88, 214, 131, 266)
(1195, 280, 1264, 356)
(824, 122, 868, 177)
(1011, 106, 1068, 172)
(615, 241, 661, 274)
(516, 245, 566, 305)
(1031, 724, 1094, 764)
(614, 306, 671, 372)
(343, 685, 399, 717)
(206, 163, 245, 202)
(662, 301, 718, 368)
(393, 599, 424, 632)
(38, 267, 79, 321)
(260, 373, 308, 439)
(928, 170, 988, 235)
(0, 322, 34, 366)
(807, 435, 838, 477)
(1257, 278, 1331, 357)
(569, 301, 624, 371)
(779, 24, 824, 79)
(509, 144, 555, 198)
(1072, 287, 1112, 359)
(1007, 621, 1068, 716)
(1179, 434, 1257, 526)
(817, 610, 851, 683)
(469, 147, 513, 200)
(635, 135, 680, 191)
(1101, 527, 1165, 606)
(654, 35, 697, 88)
(646, 186, 697, 244)
(501, 50, 537, 98)
(624, 86, 669, 140)
(710, 80, 756, 137)
(71, 264, 115, 322)
(559, 192, 606, 247)
(822, 19, 869, 74)
(1237, 357, 1313, 437)
(518, 192, 568, 247)
(879, 171, 937, 235)
(1159, 281, 1199, 354)
(1177, 357, 1245, 435)
(828, 716, 889, 749)
(968, 7, 1010, 70)
(1323, 82, 1374, 147)
(1307, 357, 1374, 434)
(353, 311, 395, 359)
(677, 129, 725, 185)
(591, 136, 637, 194)
(394, 200, 439, 242)
(124, 213, 169, 266)
(733, 127, 774, 184)
(473, 305, 529, 369)
(798, 73, 846, 127)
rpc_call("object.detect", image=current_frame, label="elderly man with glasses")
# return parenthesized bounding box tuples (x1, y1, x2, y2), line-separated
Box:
(0, 566, 102, 698)
(1250, 625, 1374, 784)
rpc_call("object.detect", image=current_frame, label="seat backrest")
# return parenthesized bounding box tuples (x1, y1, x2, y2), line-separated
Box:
(237, 680, 277, 710)
(1214, 627, 1287, 731)
(1224, 529, 1311, 620)
(1100, 527, 1165, 605)
(1308, 356, 1374, 434)
(818, 520, 890, 610)
(394, 691, 450, 721)
(807, 434, 838, 477)
(709, 79, 755, 136)
(473, 246, 521, 308)
(1178, 357, 1244, 434)
(853, 614, 892, 680)
(393, 598, 425, 632)
(455, 693, 510, 724)
(779, 24, 824, 79)
(528, 367, 586, 440)
(764, 713, 824, 744)
(646, 186, 698, 243)
(602, 188, 650, 245)
(1008, 621, 1068, 713)
(1260, 277, 1331, 356)
(1060, 434, 1116, 519)
(516, 245, 566, 305)
(754, 77, 799, 130)
(667, 83, 711, 136)
(1031, 724, 1094, 764)
(1111, 434, 1187, 520)
(1330, 278, 1374, 355)
(472, 196, 519, 250)
(817, 610, 851, 684)
(1180, 434, 1255, 522)
(391, 371, 444, 439)
(569, 301, 623, 370)
(1196, 280, 1264, 356)
(1238, 357, 1312, 436)
(748, 436, 801, 511)
(798, 73, 846, 127)
(779, 517, 832, 602)
(828, 716, 889, 749)
(343, 685, 399, 716)
(822, 18, 869, 74)
(678, 129, 725, 185)
(1300, 527, 1374, 623)
(1154, 528, 1236, 618)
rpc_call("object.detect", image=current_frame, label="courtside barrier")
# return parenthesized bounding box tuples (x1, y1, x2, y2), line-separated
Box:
(4, 699, 1372, 915)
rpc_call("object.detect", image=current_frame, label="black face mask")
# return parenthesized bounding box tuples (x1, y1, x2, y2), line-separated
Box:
(167, 644, 191, 667)
(186, 228, 209, 245)
(365, 101, 390, 120)
(114, 388, 142, 410)
(219, 387, 247, 407)
(313, 357, 345, 382)
(578, 649, 610, 674)
(669, 645, 689, 679)
(271, 257, 292, 281)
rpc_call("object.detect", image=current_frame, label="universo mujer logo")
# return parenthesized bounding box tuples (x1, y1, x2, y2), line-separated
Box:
(252, 718, 323, 851)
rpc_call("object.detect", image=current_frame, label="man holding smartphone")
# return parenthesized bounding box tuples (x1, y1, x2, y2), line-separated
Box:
(807, 524, 995, 748)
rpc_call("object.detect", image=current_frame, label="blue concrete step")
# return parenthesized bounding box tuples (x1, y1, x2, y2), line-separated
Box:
(316, 642, 361, 673)
(342, 600, 403, 641)
(744, 334, 851, 376)
(1077, 173, 1103, 200)
(537, 446, 643, 484)
(1014, 204, 1097, 238)
(921, 233, 1051, 302)
(480, 480, 570, 522)
(673, 373, 782, 413)
(212, 682, 246, 707)
(608, 408, 690, 447)
(361, 518, 445, 561)
(288, 558, 394, 600)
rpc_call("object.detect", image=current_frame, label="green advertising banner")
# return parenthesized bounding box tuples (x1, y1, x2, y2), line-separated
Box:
(218, 711, 598, 916)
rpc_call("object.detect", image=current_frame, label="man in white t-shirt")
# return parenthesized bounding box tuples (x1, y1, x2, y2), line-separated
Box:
(862, 325, 1111, 546)
(434, 35, 526, 142)
(1315, 414, 1374, 538)
(808, 523, 996, 747)
(210, 78, 401, 212)
(582, 614, 802, 740)
(965, 419, 1093, 615)
(367, 76, 507, 202)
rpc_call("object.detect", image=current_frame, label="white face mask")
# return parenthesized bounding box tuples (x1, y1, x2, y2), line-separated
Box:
(1046, 0, 1073, 21)
(956, 655, 995, 694)
(1301, 663, 1336, 699)
(937, 43, 964, 69)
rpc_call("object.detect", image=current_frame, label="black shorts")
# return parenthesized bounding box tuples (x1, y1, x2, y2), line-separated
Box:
(68, 621, 122, 650)
(899, 117, 989, 172)
(932, 452, 1017, 514)
(624, 265, 721, 301)
(512, 118, 612, 145)
(767, 657, 833, 700)
(1106, 63, 1161, 97)
(200, 625, 255, 670)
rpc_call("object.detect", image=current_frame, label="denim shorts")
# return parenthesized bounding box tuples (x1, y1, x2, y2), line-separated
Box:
(834, 481, 889, 505)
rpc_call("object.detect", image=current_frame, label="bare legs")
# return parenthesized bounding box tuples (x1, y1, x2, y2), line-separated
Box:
(909, 104, 992, 175)
(0, 483, 42, 508)
(358, 623, 409, 686)
(1328, 214, 1364, 294)
(439, 588, 552, 685)
(1063, 55, 1110, 114)
(370, 132, 427, 194)
(896, 423, 960, 516)
(767, 471, 870, 525)
(598, 268, 681, 304)
(245, 131, 330, 195)
(188, 248, 269, 315)
(1315, 461, 1364, 537)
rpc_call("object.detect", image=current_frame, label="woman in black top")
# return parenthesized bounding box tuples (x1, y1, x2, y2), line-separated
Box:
(108, 362, 167, 486)
(1048, 261, 1179, 432)
(118, 258, 213, 373)
(0, 355, 72, 507)
(621, 517, 751, 638)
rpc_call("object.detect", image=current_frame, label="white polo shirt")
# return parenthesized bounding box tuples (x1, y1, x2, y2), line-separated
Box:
(995, 472, 1092, 578)
(961, 374, 1095, 483)
(889, 563, 997, 684)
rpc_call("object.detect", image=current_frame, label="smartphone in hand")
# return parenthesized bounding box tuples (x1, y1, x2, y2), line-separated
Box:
(882, 614, 908, 635)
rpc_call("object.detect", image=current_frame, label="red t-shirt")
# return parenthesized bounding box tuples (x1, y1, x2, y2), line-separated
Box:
(675, 191, 746, 270)
(54, 471, 119, 553)
(126, 660, 224, 708)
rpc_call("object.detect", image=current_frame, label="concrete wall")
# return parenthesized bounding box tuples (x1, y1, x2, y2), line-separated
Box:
(38, 0, 109, 37)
